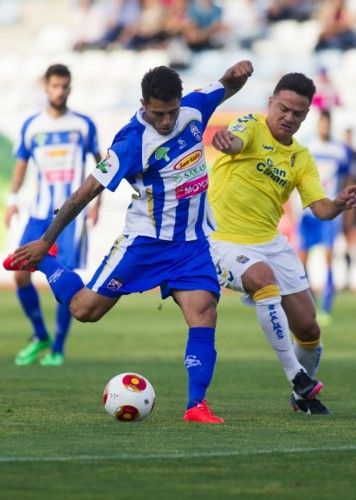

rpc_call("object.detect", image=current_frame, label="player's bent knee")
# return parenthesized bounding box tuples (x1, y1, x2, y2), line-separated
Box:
(69, 304, 103, 323)
(295, 320, 321, 342)
(242, 263, 276, 295)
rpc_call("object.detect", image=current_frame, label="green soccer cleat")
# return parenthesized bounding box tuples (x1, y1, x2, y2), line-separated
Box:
(15, 338, 51, 366)
(40, 352, 64, 367)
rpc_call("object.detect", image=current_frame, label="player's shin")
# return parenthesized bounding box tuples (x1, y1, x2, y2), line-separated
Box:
(253, 285, 304, 383)
(37, 255, 84, 306)
(16, 283, 49, 341)
(184, 327, 216, 409)
(293, 338, 323, 379)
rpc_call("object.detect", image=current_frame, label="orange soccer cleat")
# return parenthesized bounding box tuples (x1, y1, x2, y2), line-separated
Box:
(183, 400, 224, 424)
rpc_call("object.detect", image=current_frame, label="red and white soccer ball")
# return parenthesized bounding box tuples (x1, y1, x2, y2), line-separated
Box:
(102, 372, 155, 422)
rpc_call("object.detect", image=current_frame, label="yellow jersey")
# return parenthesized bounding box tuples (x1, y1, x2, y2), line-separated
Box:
(209, 113, 326, 244)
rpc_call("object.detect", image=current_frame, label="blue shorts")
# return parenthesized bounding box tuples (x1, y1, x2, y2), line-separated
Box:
(20, 217, 88, 270)
(298, 213, 341, 251)
(86, 236, 220, 300)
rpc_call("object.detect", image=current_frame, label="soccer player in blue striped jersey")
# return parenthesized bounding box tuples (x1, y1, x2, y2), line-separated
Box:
(4, 60, 254, 423)
(298, 109, 351, 325)
(4, 64, 102, 367)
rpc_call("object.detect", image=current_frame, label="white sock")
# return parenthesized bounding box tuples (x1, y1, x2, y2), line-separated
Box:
(255, 295, 304, 384)
(293, 341, 323, 379)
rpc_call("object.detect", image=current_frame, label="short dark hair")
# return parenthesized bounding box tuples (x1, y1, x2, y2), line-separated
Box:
(273, 73, 316, 103)
(141, 66, 183, 102)
(44, 64, 71, 82)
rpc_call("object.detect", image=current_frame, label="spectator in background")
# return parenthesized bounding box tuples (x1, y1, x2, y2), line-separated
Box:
(298, 109, 351, 325)
(72, 0, 141, 51)
(266, 0, 316, 23)
(183, 0, 229, 51)
(71, 0, 107, 51)
(315, 0, 356, 52)
(312, 67, 341, 110)
(224, 0, 266, 50)
(119, 0, 168, 50)
(343, 127, 356, 291)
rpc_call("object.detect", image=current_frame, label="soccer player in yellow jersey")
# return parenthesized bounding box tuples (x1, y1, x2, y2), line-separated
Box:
(209, 72, 356, 415)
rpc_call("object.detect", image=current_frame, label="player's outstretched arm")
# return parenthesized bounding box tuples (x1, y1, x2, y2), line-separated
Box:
(309, 184, 356, 220)
(219, 60, 254, 102)
(11, 174, 104, 269)
(212, 129, 243, 155)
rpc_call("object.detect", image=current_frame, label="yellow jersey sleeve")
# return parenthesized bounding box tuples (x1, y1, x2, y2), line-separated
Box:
(295, 152, 326, 208)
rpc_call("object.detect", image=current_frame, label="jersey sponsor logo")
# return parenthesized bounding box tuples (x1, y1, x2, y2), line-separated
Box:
(190, 122, 201, 142)
(46, 148, 69, 158)
(175, 173, 208, 199)
(173, 163, 206, 184)
(236, 255, 249, 264)
(45, 169, 74, 183)
(107, 278, 122, 291)
(155, 146, 170, 162)
(174, 150, 202, 170)
(256, 158, 288, 188)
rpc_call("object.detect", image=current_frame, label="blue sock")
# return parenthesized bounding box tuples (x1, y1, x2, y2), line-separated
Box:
(184, 327, 216, 409)
(52, 302, 72, 354)
(38, 255, 84, 306)
(17, 284, 49, 341)
(321, 268, 335, 313)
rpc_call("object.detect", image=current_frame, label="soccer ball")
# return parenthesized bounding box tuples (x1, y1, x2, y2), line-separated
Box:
(102, 372, 155, 422)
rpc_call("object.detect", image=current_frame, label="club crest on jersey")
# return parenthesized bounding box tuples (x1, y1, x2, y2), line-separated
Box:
(190, 122, 201, 142)
(107, 278, 122, 291)
(155, 146, 170, 162)
(236, 255, 250, 264)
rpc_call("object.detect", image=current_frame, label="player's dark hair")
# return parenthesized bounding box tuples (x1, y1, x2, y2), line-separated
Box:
(44, 64, 71, 82)
(273, 73, 316, 103)
(141, 66, 183, 102)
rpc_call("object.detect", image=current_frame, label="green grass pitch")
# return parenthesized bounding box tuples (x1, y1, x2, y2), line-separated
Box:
(1, 289, 355, 499)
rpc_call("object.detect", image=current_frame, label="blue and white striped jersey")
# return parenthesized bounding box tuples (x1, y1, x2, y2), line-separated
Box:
(16, 109, 100, 220)
(308, 138, 350, 199)
(92, 82, 225, 241)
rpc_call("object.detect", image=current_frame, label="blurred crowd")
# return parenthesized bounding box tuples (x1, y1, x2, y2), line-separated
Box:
(71, 0, 356, 59)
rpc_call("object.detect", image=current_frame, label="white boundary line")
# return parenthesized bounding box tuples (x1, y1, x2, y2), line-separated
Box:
(0, 445, 355, 463)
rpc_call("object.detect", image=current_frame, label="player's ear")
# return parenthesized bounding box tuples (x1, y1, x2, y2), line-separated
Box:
(140, 98, 145, 107)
